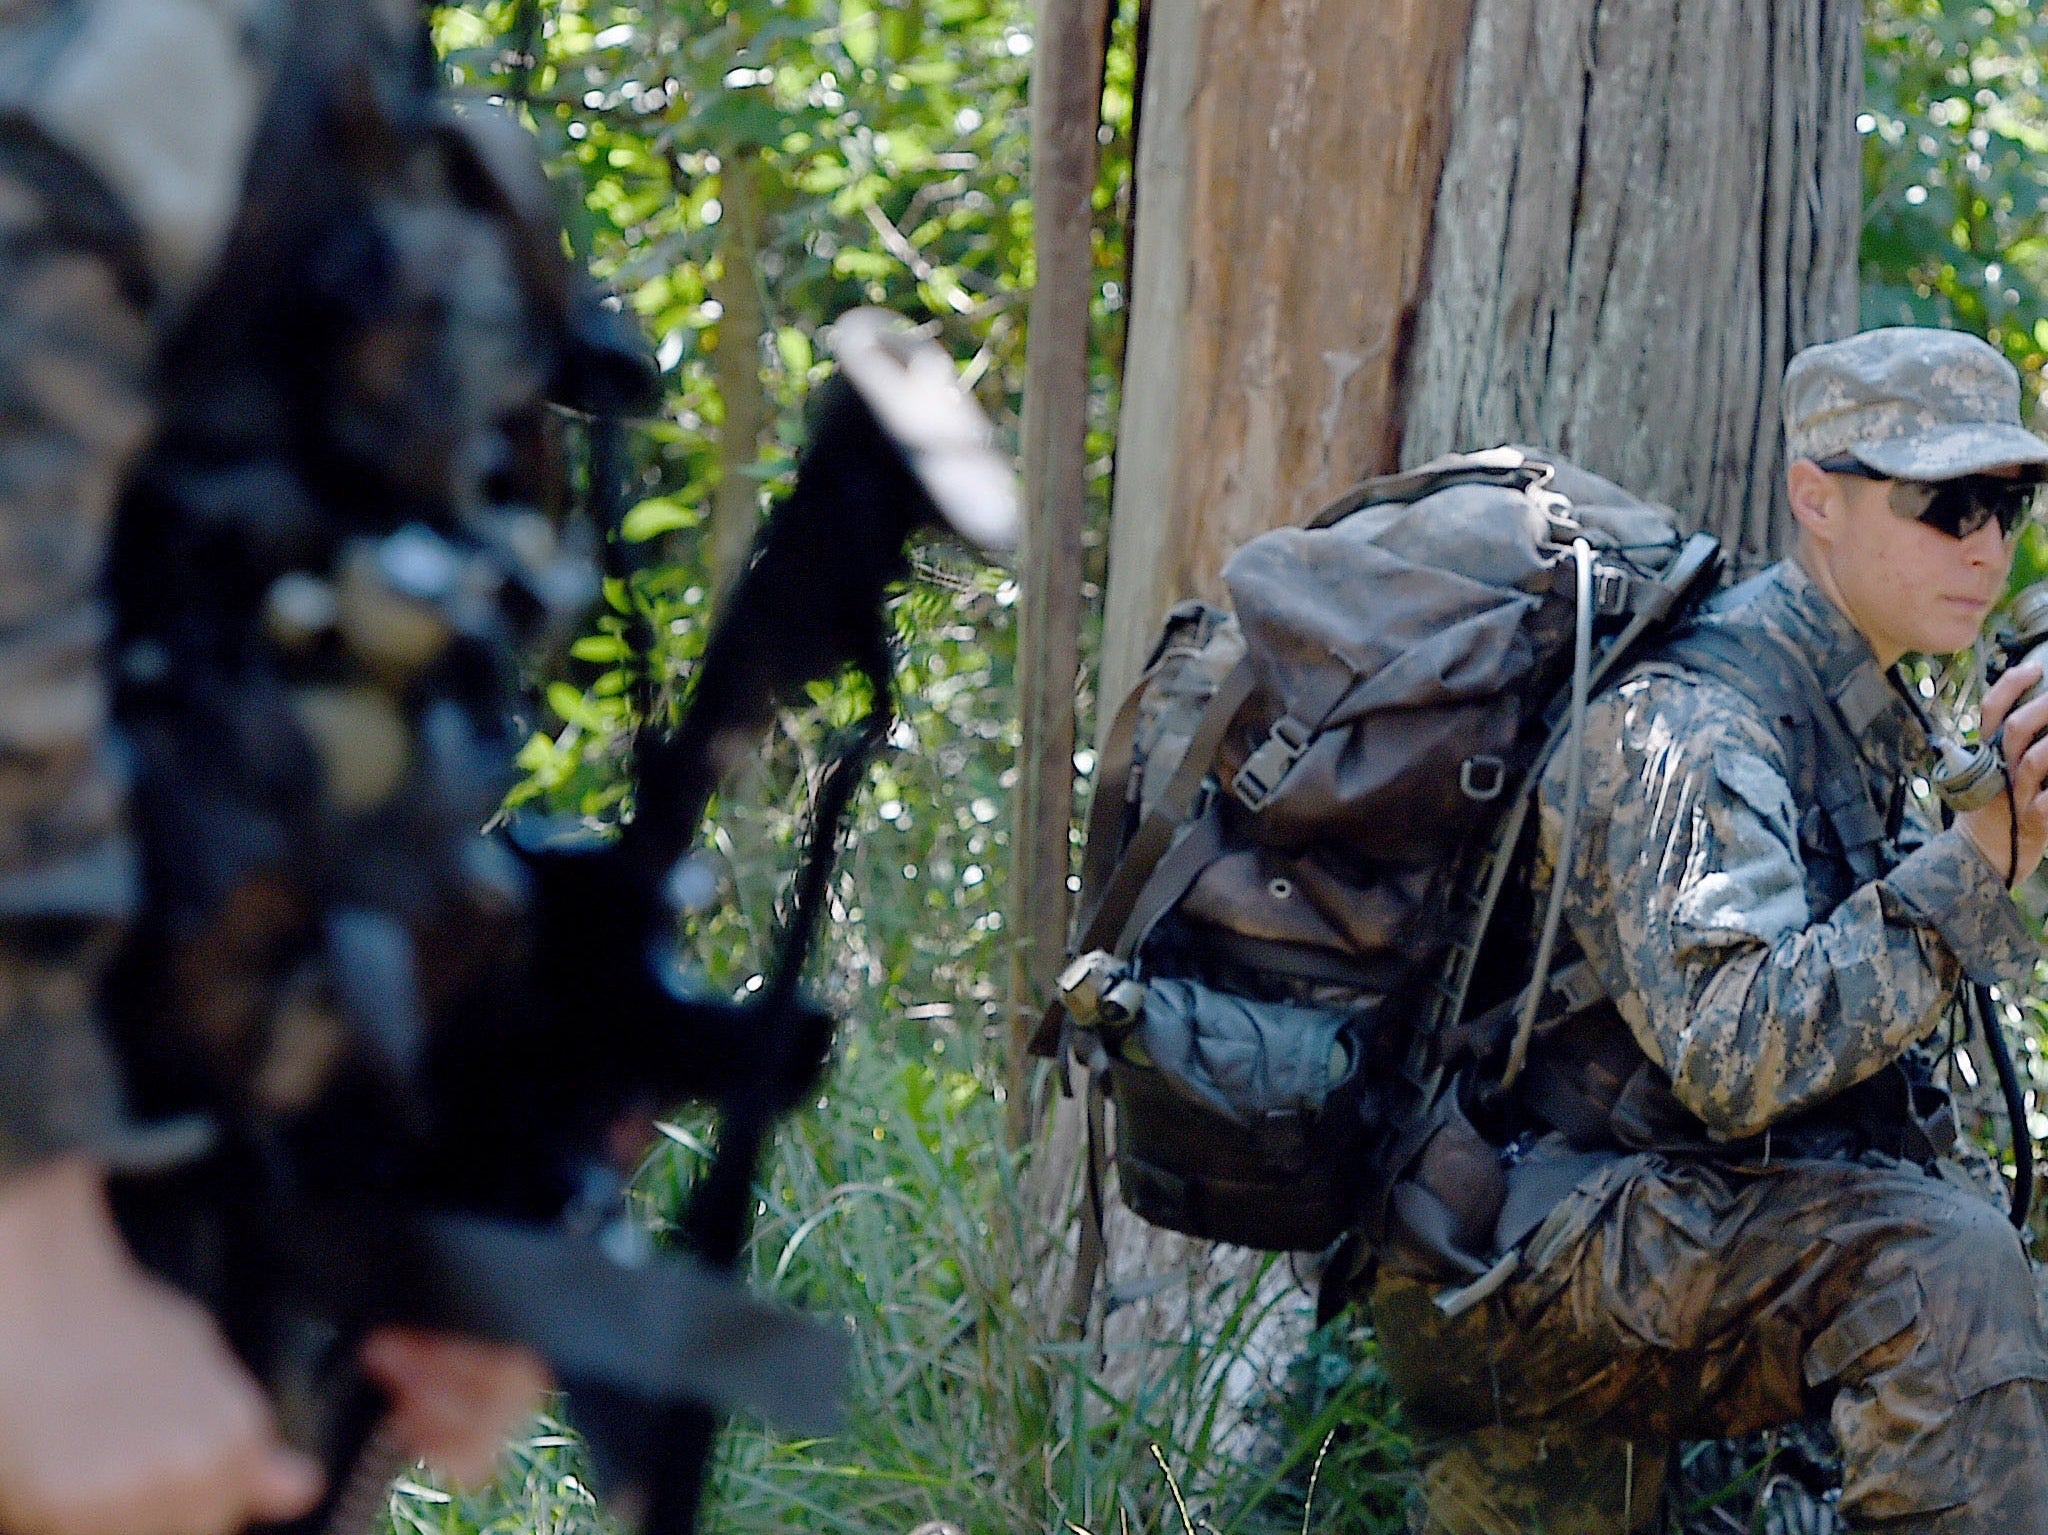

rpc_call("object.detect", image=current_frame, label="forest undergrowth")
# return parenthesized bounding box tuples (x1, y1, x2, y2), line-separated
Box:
(389, 546, 1419, 1533)
(379, 2, 2048, 1531)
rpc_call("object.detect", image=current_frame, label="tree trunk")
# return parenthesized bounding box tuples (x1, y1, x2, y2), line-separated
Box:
(1097, 0, 1474, 708)
(1009, 0, 1110, 1146)
(1401, 0, 1862, 573)
(1040, 0, 1862, 1469)
(709, 150, 771, 598)
(1036, 0, 1478, 1435)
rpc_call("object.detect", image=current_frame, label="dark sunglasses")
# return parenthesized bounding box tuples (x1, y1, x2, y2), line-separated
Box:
(1816, 455, 2043, 540)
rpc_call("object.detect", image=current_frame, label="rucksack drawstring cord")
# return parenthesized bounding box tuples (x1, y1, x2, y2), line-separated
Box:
(1503, 538, 1596, 1091)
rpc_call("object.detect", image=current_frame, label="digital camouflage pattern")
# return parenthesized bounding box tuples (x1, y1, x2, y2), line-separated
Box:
(0, 0, 614, 1186)
(1534, 559, 2034, 1142)
(0, 0, 267, 1171)
(1373, 1153, 2048, 1533)
(1373, 556, 2048, 1532)
(1783, 327, 2048, 482)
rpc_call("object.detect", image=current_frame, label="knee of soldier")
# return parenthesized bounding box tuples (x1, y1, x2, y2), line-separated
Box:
(1925, 1186, 2032, 1292)
(1888, 1183, 2043, 1362)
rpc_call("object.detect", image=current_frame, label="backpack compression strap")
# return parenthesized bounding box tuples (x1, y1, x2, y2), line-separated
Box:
(1079, 452, 1584, 959)
(1072, 657, 1255, 950)
(1038, 478, 1713, 1066)
(1304, 447, 1555, 530)
(1073, 601, 1220, 922)
(1026, 656, 1258, 1060)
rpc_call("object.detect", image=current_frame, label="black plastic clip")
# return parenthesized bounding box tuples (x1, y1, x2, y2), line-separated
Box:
(1233, 716, 1312, 811)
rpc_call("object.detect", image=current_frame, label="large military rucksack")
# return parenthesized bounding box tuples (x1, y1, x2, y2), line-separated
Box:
(1037, 448, 1722, 1253)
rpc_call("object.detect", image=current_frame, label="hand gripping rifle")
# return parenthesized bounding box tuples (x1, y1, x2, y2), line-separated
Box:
(109, 310, 1017, 1535)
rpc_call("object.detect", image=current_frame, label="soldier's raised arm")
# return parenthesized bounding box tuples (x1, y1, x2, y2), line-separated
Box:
(0, 6, 561, 1531)
(1549, 654, 2036, 1141)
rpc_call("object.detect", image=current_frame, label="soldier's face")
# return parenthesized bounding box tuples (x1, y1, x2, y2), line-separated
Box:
(1792, 461, 2017, 664)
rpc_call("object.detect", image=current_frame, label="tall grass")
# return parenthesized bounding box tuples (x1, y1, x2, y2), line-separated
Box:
(393, 570, 2048, 1535)
(376, 562, 1416, 1534)
(379, 1036, 1415, 1534)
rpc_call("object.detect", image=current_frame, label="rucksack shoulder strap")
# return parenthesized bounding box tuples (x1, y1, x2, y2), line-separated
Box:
(1651, 622, 1811, 752)
(1652, 620, 1888, 880)
(1416, 532, 1722, 1073)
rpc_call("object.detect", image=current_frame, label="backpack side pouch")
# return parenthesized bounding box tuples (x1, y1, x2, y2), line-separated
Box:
(1103, 975, 1375, 1249)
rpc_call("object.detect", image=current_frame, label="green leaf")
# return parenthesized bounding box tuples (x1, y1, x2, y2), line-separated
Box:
(774, 325, 814, 375)
(621, 497, 700, 542)
(545, 680, 592, 725)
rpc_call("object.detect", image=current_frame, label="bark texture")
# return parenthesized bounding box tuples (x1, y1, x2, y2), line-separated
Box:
(709, 151, 770, 598)
(1099, 0, 1474, 708)
(1041, 0, 1475, 1431)
(1402, 0, 1863, 575)
(1010, 0, 1110, 1142)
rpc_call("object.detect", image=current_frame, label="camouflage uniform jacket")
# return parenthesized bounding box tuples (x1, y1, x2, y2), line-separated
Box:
(1535, 557, 2037, 1147)
(0, 0, 594, 1182)
(0, 0, 283, 1175)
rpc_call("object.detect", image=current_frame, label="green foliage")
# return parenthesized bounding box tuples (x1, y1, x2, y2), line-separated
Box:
(1862, 0, 2048, 382)
(414, 2, 1163, 1531)
(391, 3, 2048, 1533)
(384, 1040, 1410, 1535)
(436, 0, 1041, 543)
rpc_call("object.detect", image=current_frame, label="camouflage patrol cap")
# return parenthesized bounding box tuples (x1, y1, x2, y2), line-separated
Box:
(1783, 326, 2048, 480)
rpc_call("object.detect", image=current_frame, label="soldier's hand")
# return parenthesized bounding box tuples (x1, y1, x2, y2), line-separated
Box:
(0, 1157, 322, 1535)
(360, 1328, 552, 1488)
(1961, 660, 2048, 886)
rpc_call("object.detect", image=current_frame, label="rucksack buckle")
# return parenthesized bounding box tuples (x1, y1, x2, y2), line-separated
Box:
(1592, 563, 1632, 617)
(1532, 484, 1577, 542)
(1058, 949, 1148, 1031)
(1459, 755, 1507, 802)
(1549, 558, 1634, 617)
(1232, 716, 1312, 811)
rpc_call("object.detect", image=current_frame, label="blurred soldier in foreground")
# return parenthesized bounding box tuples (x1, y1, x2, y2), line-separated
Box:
(1373, 328, 2048, 1532)
(0, 1, 620, 1528)
(0, 0, 1022, 1528)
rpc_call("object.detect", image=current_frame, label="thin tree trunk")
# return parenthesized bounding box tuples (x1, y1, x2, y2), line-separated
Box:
(1401, 0, 1862, 571)
(709, 151, 770, 598)
(1009, 0, 1111, 1147)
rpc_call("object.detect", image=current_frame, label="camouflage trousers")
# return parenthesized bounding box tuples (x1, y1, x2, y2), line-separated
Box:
(1369, 1153, 2048, 1533)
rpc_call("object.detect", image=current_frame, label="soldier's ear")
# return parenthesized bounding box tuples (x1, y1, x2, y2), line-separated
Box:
(1786, 457, 1840, 544)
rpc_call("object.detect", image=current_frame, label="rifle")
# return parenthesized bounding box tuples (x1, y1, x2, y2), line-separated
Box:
(108, 308, 1017, 1535)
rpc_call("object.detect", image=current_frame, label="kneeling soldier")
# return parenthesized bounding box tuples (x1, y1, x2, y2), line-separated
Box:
(1376, 328, 2048, 1534)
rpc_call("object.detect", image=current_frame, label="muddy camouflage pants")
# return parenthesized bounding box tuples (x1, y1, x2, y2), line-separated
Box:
(1369, 1154, 2048, 1533)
